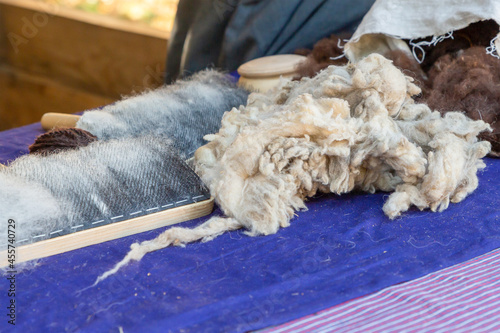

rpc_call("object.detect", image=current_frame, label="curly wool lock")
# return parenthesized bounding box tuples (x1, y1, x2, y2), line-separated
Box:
(98, 54, 491, 281)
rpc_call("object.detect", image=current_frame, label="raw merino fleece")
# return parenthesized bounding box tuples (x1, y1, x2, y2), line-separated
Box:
(76, 70, 249, 159)
(0, 136, 206, 252)
(196, 53, 491, 232)
(99, 54, 491, 281)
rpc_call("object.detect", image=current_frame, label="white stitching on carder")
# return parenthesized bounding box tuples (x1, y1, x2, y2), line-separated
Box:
(36, 194, 205, 239)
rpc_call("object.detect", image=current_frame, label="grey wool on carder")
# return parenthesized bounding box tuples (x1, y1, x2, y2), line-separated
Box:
(76, 70, 249, 158)
(0, 136, 209, 250)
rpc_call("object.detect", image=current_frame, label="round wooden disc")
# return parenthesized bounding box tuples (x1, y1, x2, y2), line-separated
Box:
(237, 54, 306, 78)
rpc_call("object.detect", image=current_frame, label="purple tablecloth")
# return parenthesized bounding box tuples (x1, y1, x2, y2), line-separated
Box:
(0, 123, 499, 332)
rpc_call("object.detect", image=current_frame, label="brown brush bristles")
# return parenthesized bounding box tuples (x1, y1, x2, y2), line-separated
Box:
(29, 127, 98, 156)
(423, 47, 500, 155)
(294, 34, 350, 80)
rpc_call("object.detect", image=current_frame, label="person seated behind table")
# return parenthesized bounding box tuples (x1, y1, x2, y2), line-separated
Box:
(165, 0, 375, 83)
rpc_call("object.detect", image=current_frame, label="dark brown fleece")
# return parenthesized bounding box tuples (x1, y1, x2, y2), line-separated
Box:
(417, 19, 500, 156)
(294, 34, 350, 79)
(29, 128, 98, 156)
(424, 47, 499, 155)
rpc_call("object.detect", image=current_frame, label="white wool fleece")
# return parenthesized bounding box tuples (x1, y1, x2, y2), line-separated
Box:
(195, 53, 491, 234)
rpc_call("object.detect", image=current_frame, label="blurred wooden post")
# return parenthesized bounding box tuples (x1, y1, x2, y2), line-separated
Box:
(0, 0, 170, 131)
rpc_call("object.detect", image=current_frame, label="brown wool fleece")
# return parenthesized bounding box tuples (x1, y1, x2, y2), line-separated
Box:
(29, 127, 98, 156)
(294, 34, 350, 80)
(424, 47, 500, 155)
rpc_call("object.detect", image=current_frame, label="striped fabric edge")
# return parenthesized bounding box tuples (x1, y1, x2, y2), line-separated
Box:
(261, 247, 500, 333)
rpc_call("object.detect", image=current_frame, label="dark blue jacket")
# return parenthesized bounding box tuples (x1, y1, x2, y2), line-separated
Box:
(165, 0, 375, 83)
